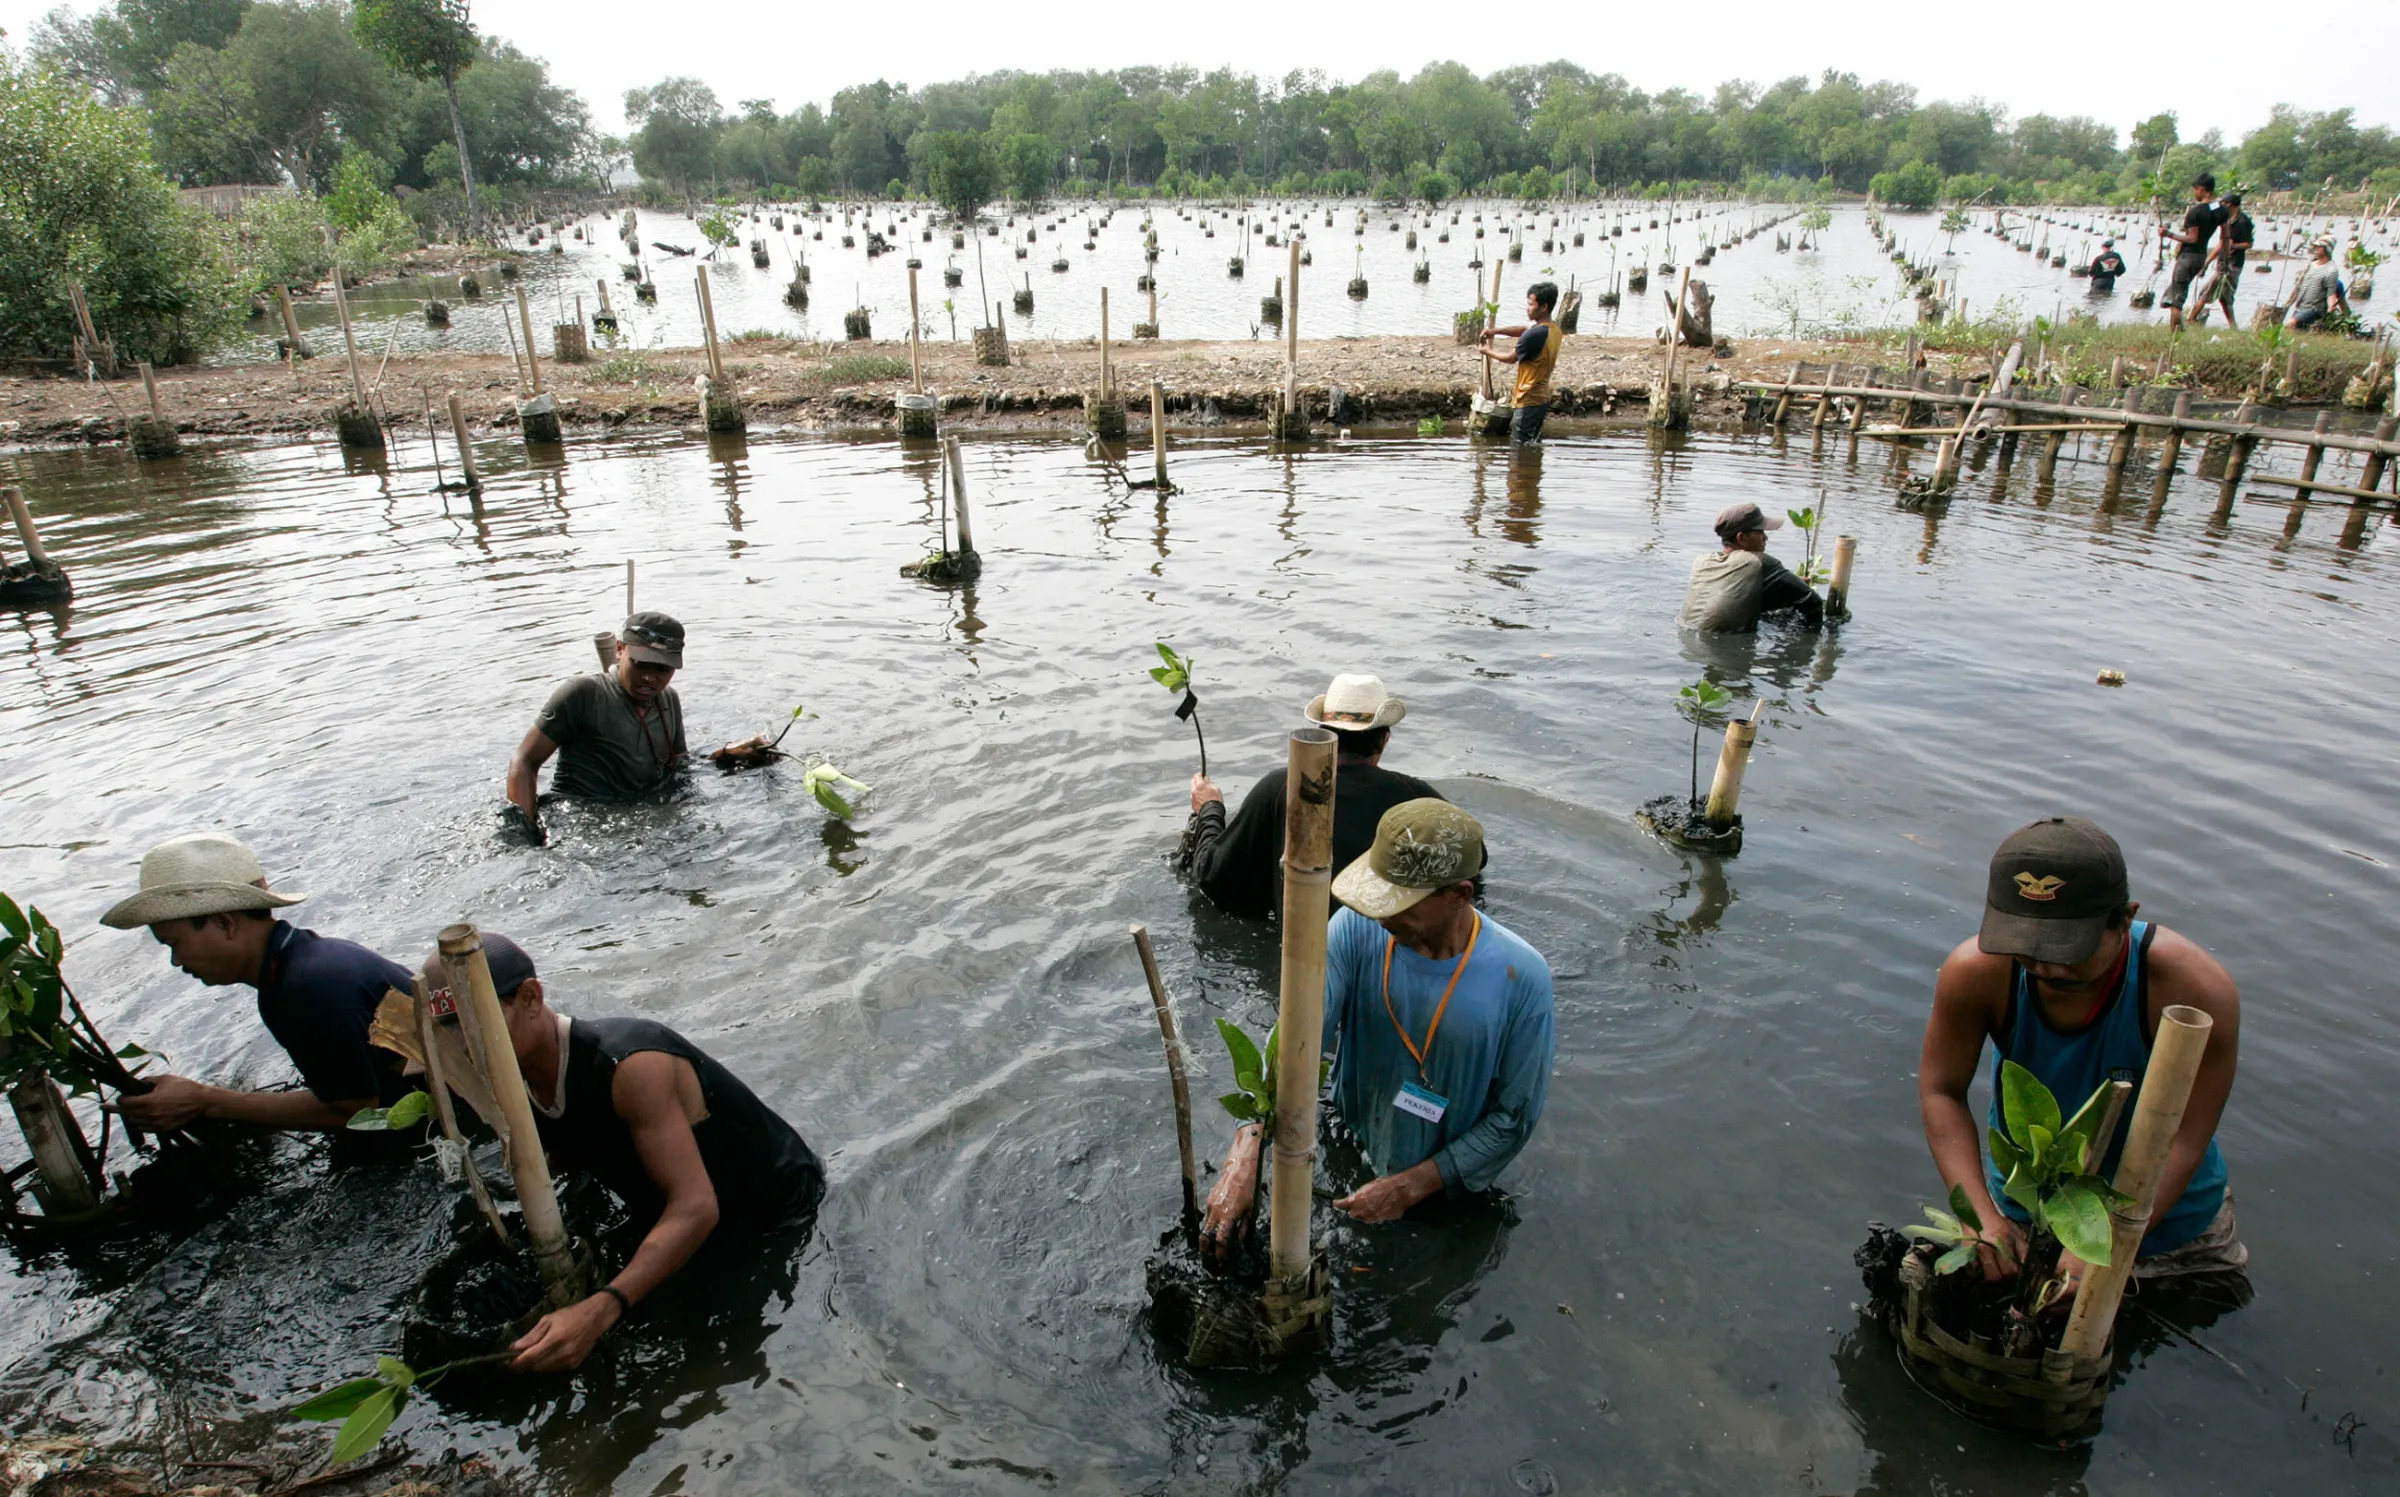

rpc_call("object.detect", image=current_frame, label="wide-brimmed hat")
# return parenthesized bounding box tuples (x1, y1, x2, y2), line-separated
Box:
(1332, 799, 1485, 919)
(100, 833, 306, 930)
(1303, 673, 1408, 732)
(1977, 816, 2130, 966)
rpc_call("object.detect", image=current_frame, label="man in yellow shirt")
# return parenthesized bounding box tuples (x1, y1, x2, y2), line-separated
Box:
(1480, 282, 1563, 444)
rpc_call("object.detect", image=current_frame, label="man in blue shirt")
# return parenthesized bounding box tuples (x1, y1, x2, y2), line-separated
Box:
(100, 832, 411, 1131)
(1202, 801, 1555, 1257)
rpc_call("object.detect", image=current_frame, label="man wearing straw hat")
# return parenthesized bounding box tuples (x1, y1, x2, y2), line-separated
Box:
(417, 933, 822, 1372)
(1183, 673, 1443, 919)
(99, 833, 412, 1131)
(1918, 817, 2247, 1293)
(1202, 800, 1555, 1258)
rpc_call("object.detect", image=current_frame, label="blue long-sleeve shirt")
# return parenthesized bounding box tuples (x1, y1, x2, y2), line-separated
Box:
(1322, 907, 1556, 1194)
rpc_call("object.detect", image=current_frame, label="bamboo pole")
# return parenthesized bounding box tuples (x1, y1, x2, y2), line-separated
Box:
(2057, 1004, 2215, 1359)
(139, 363, 165, 422)
(412, 975, 512, 1246)
(2151, 391, 2192, 504)
(514, 285, 543, 395)
(907, 264, 923, 393)
(1283, 237, 1301, 424)
(445, 391, 480, 487)
(1100, 287, 1113, 398)
(1702, 700, 1765, 829)
(1810, 365, 1837, 433)
(1150, 380, 1169, 491)
(2104, 388, 2141, 481)
(8, 1071, 101, 1216)
(696, 265, 725, 383)
(4, 486, 53, 568)
(625, 558, 635, 616)
(1130, 924, 1199, 1244)
(2295, 411, 2333, 501)
(944, 434, 974, 554)
(1828, 535, 1857, 618)
(1771, 361, 1801, 425)
(274, 284, 308, 359)
(1268, 727, 1337, 1289)
(2362, 415, 2399, 494)
(437, 924, 583, 1308)
(332, 277, 366, 402)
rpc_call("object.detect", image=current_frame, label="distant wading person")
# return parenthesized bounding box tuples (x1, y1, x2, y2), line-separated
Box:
(421, 934, 824, 1372)
(101, 833, 411, 1132)
(506, 612, 771, 838)
(2088, 240, 2127, 294)
(1678, 502, 1824, 633)
(1479, 281, 1565, 444)
(1918, 817, 2247, 1296)
(1201, 800, 1555, 1260)
(2284, 239, 2350, 330)
(1182, 673, 1442, 918)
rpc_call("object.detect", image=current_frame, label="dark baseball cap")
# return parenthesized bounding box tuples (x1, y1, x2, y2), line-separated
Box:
(620, 611, 684, 668)
(418, 932, 538, 1019)
(1977, 817, 2130, 966)
(1713, 502, 1784, 542)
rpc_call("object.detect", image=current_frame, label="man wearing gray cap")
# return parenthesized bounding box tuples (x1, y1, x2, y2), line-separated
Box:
(100, 833, 411, 1131)
(1201, 800, 1555, 1258)
(418, 934, 821, 1371)
(506, 612, 771, 836)
(1678, 503, 1823, 633)
(1918, 817, 2247, 1292)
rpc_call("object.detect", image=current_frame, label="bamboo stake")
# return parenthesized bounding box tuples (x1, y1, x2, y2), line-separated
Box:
(2361, 415, 2399, 494)
(2058, 1005, 2215, 1359)
(943, 434, 975, 554)
(2151, 391, 2191, 504)
(3, 487, 51, 567)
(139, 362, 165, 422)
(1702, 700, 1765, 829)
(274, 284, 308, 359)
(696, 265, 725, 384)
(412, 975, 511, 1246)
(7, 1071, 101, 1215)
(1771, 361, 1802, 425)
(1150, 380, 1170, 491)
(907, 264, 923, 393)
(329, 276, 369, 405)
(1828, 535, 1857, 618)
(514, 285, 543, 395)
(445, 391, 480, 487)
(625, 558, 635, 616)
(437, 924, 583, 1308)
(1130, 924, 1199, 1244)
(2295, 411, 2333, 501)
(1100, 287, 1113, 398)
(1268, 727, 1337, 1289)
(1810, 365, 1837, 433)
(1283, 237, 1301, 424)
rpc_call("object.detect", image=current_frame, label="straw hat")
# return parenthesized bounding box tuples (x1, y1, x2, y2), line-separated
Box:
(1303, 673, 1408, 732)
(100, 833, 306, 930)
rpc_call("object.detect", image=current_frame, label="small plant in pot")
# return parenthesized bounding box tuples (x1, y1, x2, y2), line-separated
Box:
(1633, 679, 1748, 854)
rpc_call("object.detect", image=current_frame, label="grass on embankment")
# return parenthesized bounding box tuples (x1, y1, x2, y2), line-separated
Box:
(1881, 311, 2389, 403)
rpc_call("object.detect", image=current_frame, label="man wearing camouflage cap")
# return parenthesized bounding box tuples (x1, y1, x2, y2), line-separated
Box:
(1201, 800, 1556, 1258)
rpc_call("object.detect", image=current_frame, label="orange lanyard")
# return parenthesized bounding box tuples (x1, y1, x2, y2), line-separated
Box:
(1381, 914, 1480, 1080)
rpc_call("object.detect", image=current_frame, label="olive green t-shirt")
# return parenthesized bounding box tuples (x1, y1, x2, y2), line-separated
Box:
(536, 673, 687, 801)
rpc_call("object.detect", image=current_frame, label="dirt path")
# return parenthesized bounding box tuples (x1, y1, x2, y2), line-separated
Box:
(1, 333, 1889, 448)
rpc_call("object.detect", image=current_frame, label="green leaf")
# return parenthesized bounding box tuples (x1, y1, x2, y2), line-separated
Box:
(1215, 1017, 1263, 1097)
(810, 781, 855, 819)
(0, 896, 26, 942)
(385, 1091, 430, 1129)
(1216, 1090, 1262, 1122)
(1946, 1182, 1983, 1234)
(2027, 1123, 2054, 1171)
(1998, 1060, 2061, 1150)
(2000, 1161, 2042, 1217)
(374, 1356, 416, 1388)
(2057, 1080, 2117, 1171)
(345, 1106, 392, 1131)
(1987, 1126, 2027, 1180)
(115, 1043, 148, 1058)
(293, 1376, 386, 1422)
(1261, 1022, 1281, 1087)
(2044, 1181, 2115, 1265)
(329, 1386, 402, 1466)
(1934, 1242, 1979, 1275)
(1902, 1222, 1962, 1245)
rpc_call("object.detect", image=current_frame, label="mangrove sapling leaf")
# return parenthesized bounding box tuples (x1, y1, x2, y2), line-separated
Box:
(1147, 642, 1208, 775)
(1215, 1017, 1263, 1098)
(346, 1090, 433, 1131)
(329, 1387, 402, 1465)
(1948, 1181, 1983, 1234)
(2043, 1180, 2115, 1264)
(802, 763, 873, 819)
(1998, 1060, 2061, 1150)
(292, 1377, 386, 1422)
(767, 703, 817, 751)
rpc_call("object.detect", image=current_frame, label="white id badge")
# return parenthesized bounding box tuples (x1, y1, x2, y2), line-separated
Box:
(1395, 1080, 1448, 1124)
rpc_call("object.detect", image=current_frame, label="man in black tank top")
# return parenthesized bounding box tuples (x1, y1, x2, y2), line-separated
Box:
(420, 935, 821, 1371)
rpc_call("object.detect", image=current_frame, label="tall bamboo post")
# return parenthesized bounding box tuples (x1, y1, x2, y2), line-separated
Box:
(943, 434, 975, 555)
(4, 487, 52, 568)
(7, 1069, 101, 1216)
(907, 263, 924, 392)
(437, 924, 584, 1308)
(1702, 700, 1766, 829)
(1150, 380, 1170, 491)
(514, 284, 543, 395)
(1281, 237, 1302, 434)
(2362, 415, 2399, 494)
(1100, 286, 1114, 397)
(2057, 1005, 2215, 1359)
(445, 391, 481, 487)
(696, 265, 725, 383)
(1268, 727, 1336, 1291)
(2294, 411, 2333, 501)
(1130, 924, 1199, 1244)
(412, 975, 511, 1245)
(128, 361, 180, 458)
(2150, 390, 2191, 505)
(274, 284, 309, 359)
(331, 278, 365, 402)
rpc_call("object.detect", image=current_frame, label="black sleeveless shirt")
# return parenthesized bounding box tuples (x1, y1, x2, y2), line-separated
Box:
(532, 1017, 821, 1229)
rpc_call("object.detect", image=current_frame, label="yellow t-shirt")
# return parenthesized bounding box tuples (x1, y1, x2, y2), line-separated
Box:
(1512, 323, 1562, 408)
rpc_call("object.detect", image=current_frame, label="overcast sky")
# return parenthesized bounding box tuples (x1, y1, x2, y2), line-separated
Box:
(7, 0, 2394, 144)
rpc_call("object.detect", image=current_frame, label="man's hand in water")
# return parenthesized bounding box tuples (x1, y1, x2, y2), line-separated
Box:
(1200, 1124, 1262, 1266)
(1334, 1159, 1443, 1223)
(710, 734, 776, 769)
(1189, 773, 1224, 814)
(510, 1290, 624, 1372)
(115, 1075, 210, 1129)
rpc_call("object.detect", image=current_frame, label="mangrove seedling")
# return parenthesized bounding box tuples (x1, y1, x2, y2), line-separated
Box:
(345, 1090, 432, 1131)
(1906, 1061, 2127, 1349)
(1211, 1016, 1329, 1126)
(1939, 209, 1970, 255)
(802, 762, 873, 819)
(1675, 678, 1732, 808)
(1417, 417, 1442, 437)
(2, 894, 152, 1102)
(294, 1352, 512, 1467)
(1786, 505, 1830, 585)
(1148, 642, 1208, 776)
(696, 212, 739, 257)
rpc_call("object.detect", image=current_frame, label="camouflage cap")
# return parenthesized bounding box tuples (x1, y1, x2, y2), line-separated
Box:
(1331, 799, 1486, 920)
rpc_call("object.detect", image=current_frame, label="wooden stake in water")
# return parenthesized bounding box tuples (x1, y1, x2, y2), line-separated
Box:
(1283, 238, 1301, 424)
(3, 486, 52, 568)
(696, 265, 725, 383)
(943, 434, 975, 555)
(332, 277, 366, 403)
(908, 263, 924, 393)
(2295, 411, 2333, 501)
(624, 559, 635, 616)
(1703, 701, 1765, 830)
(515, 284, 544, 395)
(1828, 535, 1858, 618)
(7, 1072, 100, 1217)
(1131, 924, 1200, 1246)
(1268, 728, 1336, 1291)
(1150, 380, 1171, 492)
(445, 391, 480, 487)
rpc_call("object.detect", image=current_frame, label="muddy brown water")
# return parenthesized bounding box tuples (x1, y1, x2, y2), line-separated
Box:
(1, 420, 2396, 1493)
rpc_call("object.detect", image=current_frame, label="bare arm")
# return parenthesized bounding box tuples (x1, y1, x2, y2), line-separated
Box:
(511, 1052, 720, 1371)
(117, 1075, 369, 1132)
(1919, 938, 2020, 1273)
(507, 727, 558, 825)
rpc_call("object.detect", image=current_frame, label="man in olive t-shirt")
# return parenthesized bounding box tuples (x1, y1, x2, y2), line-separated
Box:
(505, 613, 767, 836)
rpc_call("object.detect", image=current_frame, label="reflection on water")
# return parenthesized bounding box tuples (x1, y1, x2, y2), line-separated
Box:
(2, 423, 2397, 1492)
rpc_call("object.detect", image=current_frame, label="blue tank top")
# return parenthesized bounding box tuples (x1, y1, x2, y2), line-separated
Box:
(1985, 921, 2225, 1255)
